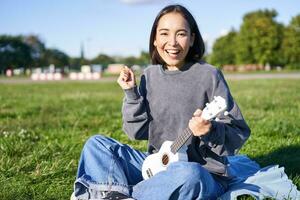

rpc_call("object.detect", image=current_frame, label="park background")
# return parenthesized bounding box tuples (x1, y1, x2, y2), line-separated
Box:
(1, 0, 300, 199)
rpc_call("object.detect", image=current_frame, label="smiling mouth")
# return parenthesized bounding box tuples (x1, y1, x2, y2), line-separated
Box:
(165, 49, 180, 57)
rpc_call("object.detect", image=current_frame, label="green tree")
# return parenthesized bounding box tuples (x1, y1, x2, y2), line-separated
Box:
(0, 35, 33, 74)
(121, 56, 137, 67)
(23, 35, 46, 68)
(282, 14, 300, 69)
(209, 30, 238, 67)
(136, 51, 150, 66)
(91, 54, 115, 69)
(117, 51, 150, 67)
(44, 48, 69, 68)
(69, 57, 82, 70)
(236, 9, 283, 66)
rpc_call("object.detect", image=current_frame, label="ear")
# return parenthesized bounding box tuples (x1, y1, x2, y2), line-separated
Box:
(190, 33, 195, 47)
(154, 40, 157, 47)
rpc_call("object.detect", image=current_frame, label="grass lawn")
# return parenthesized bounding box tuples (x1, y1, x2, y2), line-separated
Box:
(0, 79, 299, 199)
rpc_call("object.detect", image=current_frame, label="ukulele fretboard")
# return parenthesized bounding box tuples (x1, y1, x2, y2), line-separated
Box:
(170, 128, 193, 154)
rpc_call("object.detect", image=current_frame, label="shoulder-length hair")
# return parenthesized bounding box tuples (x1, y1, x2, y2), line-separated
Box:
(149, 4, 205, 65)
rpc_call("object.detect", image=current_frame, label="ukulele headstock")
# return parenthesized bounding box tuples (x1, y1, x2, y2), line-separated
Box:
(201, 96, 227, 121)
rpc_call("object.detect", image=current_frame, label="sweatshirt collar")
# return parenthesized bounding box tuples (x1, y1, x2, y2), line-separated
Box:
(160, 62, 194, 75)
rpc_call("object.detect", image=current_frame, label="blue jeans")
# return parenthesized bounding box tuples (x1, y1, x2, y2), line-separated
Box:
(74, 134, 225, 200)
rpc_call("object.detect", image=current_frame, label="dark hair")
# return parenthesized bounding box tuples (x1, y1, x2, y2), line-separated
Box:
(149, 4, 205, 65)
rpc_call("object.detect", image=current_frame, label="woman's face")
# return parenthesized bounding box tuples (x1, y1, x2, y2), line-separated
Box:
(154, 12, 194, 70)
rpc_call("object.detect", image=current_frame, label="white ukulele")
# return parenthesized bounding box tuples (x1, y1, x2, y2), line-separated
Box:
(142, 96, 227, 180)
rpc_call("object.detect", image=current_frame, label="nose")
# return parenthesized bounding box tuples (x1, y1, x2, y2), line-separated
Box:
(168, 34, 177, 46)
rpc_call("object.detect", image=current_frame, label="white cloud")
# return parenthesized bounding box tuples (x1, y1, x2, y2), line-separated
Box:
(202, 29, 231, 53)
(202, 33, 215, 54)
(219, 29, 230, 37)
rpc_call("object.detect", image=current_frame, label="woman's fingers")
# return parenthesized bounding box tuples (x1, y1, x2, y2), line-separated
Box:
(193, 109, 202, 117)
(121, 66, 134, 81)
(189, 116, 211, 136)
(117, 66, 136, 90)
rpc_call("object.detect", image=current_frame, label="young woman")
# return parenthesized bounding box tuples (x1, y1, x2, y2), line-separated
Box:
(72, 4, 299, 200)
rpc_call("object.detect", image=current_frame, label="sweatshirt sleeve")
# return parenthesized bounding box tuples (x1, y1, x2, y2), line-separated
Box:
(199, 69, 251, 156)
(121, 74, 150, 140)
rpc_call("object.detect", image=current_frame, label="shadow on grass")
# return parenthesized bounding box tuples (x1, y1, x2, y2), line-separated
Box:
(252, 144, 300, 176)
(236, 145, 300, 199)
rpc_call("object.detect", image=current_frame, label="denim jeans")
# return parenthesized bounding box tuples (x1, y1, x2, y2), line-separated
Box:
(74, 134, 225, 200)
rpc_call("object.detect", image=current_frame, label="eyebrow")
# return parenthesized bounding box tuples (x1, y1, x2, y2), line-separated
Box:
(158, 28, 188, 32)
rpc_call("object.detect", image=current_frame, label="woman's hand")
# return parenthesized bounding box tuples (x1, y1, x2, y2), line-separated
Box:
(188, 109, 212, 136)
(117, 66, 136, 90)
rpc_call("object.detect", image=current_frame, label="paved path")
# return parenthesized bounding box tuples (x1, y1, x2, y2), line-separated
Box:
(1, 73, 300, 84)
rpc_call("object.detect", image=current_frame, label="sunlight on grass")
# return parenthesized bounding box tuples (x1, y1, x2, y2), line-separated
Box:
(0, 79, 299, 199)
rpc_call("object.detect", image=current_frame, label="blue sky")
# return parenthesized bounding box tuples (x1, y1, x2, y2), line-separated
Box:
(1, 0, 299, 59)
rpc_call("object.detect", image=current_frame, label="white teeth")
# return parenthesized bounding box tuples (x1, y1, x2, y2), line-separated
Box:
(166, 50, 180, 54)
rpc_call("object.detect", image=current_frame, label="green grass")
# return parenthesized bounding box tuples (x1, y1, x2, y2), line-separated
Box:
(223, 69, 300, 74)
(0, 79, 299, 199)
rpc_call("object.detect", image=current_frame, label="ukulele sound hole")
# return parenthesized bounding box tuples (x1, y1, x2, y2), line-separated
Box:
(162, 154, 169, 166)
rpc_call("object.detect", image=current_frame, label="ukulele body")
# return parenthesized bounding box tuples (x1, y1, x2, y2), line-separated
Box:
(142, 141, 188, 180)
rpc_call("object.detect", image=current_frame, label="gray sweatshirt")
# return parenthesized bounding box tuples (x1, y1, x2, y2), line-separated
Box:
(122, 62, 250, 187)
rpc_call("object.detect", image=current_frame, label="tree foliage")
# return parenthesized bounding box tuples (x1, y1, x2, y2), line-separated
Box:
(91, 51, 150, 69)
(236, 9, 283, 66)
(0, 34, 150, 74)
(44, 49, 69, 67)
(282, 15, 300, 69)
(0, 35, 33, 73)
(23, 35, 46, 67)
(209, 30, 238, 67)
(2, 9, 299, 73)
(0, 35, 71, 73)
(91, 54, 115, 69)
(209, 9, 300, 69)
(119, 51, 150, 67)
(137, 51, 151, 66)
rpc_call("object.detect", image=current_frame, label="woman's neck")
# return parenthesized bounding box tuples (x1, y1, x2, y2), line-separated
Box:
(165, 62, 188, 71)
(166, 66, 180, 71)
